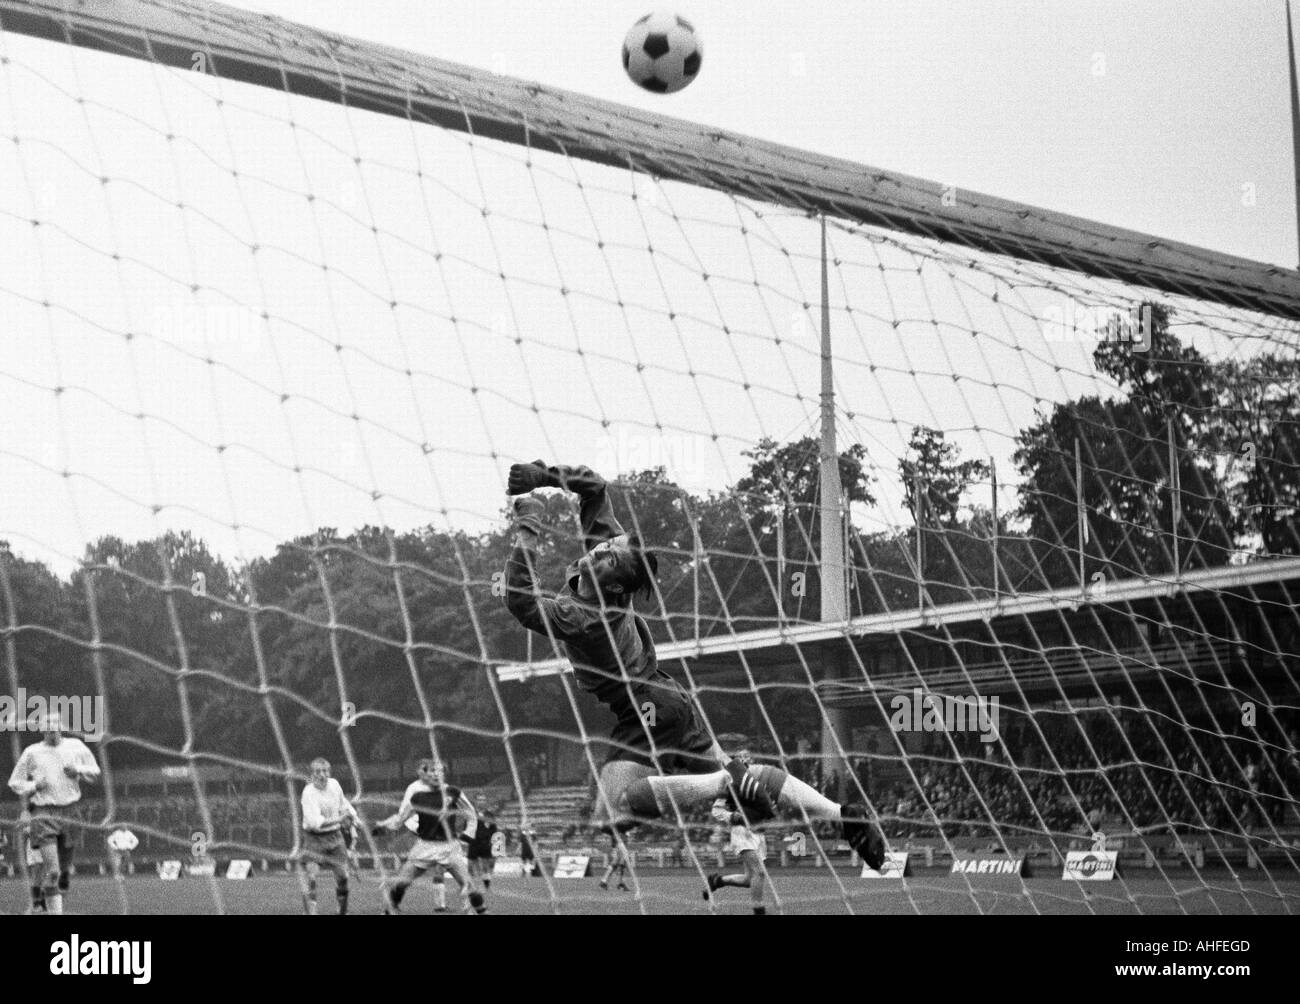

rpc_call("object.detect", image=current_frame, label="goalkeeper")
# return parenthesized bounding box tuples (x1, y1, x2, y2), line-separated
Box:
(502, 460, 884, 868)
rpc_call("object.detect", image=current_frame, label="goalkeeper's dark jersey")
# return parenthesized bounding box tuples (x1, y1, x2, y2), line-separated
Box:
(503, 465, 659, 706)
(503, 465, 714, 773)
(402, 781, 477, 843)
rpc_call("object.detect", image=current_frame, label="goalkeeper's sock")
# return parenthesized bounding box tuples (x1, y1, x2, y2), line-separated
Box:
(756, 766, 841, 821)
(626, 771, 729, 818)
(720, 873, 750, 888)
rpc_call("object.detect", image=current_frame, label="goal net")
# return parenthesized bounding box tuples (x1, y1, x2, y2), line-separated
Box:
(0, 0, 1297, 915)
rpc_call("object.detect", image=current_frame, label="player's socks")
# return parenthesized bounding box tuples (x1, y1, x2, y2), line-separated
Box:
(385, 883, 408, 913)
(30, 885, 44, 911)
(337, 878, 349, 916)
(630, 770, 728, 819)
(758, 767, 841, 821)
(757, 767, 882, 864)
(433, 880, 447, 910)
(45, 893, 63, 915)
(726, 760, 776, 820)
(484, 878, 491, 890)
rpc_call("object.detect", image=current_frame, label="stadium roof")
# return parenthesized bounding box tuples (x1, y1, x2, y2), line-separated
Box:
(495, 555, 1300, 683)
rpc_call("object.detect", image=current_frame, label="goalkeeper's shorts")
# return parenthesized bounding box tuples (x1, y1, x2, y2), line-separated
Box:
(605, 673, 714, 774)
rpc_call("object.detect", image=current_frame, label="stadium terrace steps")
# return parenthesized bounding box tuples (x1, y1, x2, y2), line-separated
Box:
(495, 785, 591, 837)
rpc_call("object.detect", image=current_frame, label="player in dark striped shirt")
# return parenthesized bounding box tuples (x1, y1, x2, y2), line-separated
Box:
(371, 760, 487, 914)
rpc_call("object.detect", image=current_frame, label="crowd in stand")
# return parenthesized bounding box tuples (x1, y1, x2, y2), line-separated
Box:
(877, 710, 1300, 841)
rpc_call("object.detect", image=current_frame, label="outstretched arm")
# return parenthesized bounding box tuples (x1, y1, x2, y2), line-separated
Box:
(503, 495, 582, 640)
(507, 460, 624, 547)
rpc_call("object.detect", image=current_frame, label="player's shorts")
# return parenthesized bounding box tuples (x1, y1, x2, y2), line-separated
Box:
(24, 839, 44, 868)
(728, 827, 767, 857)
(301, 829, 348, 869)
(606, 673, 714, 773)
(405, 839, 466, 872)
(27, 811, 66, 847)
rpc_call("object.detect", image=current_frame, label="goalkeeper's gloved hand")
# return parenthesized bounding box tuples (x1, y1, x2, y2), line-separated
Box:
(507, 460, 560, 496)
(511, 494, 547, 536)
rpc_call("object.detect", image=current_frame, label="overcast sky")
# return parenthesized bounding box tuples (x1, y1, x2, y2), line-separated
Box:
(0, 0, 1295, 576)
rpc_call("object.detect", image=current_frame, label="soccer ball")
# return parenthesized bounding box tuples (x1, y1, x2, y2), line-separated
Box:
(622, 11, 702, 94)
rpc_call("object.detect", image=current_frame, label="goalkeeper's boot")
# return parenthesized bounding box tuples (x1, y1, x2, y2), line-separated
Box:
(702, 873, 723, 900)
(725, 760, 775, 823)
(841, 803, 885, 870)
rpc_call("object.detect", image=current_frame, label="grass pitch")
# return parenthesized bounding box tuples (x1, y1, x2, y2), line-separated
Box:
(3, 871, 1296, 915)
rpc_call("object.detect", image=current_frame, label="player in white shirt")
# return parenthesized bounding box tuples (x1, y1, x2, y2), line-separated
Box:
(7, 714, 101, 915)
(702, 751, 771, 915)
(298, 757, 361, 915)
(106, 826, 139, 879)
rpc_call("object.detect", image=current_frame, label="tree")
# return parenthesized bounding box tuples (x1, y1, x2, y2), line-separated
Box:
(1216, 355, 1300, 556)
(899, 427, 990, 527)
(732, 436, 875, 514)
(1015, 310, 1237, 585)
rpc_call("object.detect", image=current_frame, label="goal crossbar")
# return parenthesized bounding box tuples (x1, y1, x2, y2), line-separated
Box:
(3, 0, 1298, 320)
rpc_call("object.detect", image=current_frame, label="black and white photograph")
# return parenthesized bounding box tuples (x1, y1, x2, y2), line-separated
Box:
(0, 0, 1295, 980)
